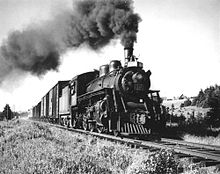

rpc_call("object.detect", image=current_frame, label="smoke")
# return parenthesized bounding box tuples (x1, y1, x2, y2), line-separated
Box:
(1, 29, 60, 76)
(67, 0, 141, 49)
(0, 0, 141, 84)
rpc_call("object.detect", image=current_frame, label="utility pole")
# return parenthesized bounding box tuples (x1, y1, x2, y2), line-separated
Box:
(13, 105, 15, 118)
(7, 105, 8, 121)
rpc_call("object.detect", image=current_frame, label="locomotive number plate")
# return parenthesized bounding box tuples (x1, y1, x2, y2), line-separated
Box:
(136, 113, 146, 124)
(130, 112, 146, 124)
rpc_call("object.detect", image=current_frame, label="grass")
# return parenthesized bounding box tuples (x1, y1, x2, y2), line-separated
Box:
(163, 99, 209, 119)
(0, 119, 178, 173)
(183, 134, 220, 146)
(0, 119, 219, 174)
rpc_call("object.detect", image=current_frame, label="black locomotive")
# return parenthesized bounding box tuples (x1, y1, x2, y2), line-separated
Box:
(32, 47, 166, 139)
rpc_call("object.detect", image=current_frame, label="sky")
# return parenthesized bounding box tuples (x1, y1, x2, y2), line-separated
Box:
(0, 0, 220, 111)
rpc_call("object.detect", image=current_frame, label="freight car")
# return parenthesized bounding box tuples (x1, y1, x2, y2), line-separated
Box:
(32, 47, 166, 139)
(33, 81, 70, 123)
(32, 102, 41, 118)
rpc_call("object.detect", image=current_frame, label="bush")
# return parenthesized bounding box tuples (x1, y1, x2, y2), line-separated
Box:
(184, 99, 192, 107)
(129, 150, 178, 174)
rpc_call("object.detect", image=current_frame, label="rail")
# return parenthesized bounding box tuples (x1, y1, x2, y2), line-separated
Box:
(33, 119, 220, 167)
(52, 124, 220, 165)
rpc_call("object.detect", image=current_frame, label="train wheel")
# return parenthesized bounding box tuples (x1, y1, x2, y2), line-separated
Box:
(82, 119, 88, 131)
(97, 125, 104, 133)
(72, 119, 75, 128)
(89, 123, 96, 132)
(113, 130, 119, 137)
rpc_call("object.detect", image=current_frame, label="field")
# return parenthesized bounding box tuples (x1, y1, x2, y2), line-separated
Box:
(163, 99, 209, 119)
(183, 134, 220, 146)
(0, 119, 219, 174)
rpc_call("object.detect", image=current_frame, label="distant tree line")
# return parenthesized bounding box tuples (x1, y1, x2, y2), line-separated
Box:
(191, 85, 220, 108)
(191, 85, 220, 127)
(180, 99, 192, 108)
(0, 104, 14, 121)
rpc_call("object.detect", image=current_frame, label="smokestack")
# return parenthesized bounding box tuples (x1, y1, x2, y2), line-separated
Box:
(124, 47, 134, 63)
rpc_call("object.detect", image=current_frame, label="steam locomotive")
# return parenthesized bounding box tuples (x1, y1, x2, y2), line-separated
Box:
(32, 47, 166, 139)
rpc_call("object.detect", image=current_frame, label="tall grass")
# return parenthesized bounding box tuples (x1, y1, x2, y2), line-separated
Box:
(0, 119, 219, 173)
(183, 134, 220, 146)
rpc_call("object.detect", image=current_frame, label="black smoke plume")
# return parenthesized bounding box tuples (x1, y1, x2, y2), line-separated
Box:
(1, 29, 60, 76)
(0, 0, 141, 84)
(67, 0, 141, 49)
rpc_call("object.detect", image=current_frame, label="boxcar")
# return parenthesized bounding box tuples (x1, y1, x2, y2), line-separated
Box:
(32, 101, 41, 118)
(41, 94, 49, 118)
(59, 85, 71, 126)
(47, 81, 69, 123)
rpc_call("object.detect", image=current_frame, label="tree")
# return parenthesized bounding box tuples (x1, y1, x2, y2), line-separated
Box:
(192, 85, 220, 108)
(184, 99, 191, 107)
(207, 92, 220, 127)
(191, 89, 204, 106)
(0, 111, 4, 121)
(2, 104, 13, 121)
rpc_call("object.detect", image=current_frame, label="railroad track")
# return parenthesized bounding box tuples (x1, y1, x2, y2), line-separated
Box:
(161, 138, 220, 166)
(50, 124, 220, 167)
(35, 119, 220, 169)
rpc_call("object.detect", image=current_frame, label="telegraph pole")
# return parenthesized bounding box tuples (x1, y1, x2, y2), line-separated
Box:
(13, 105, 15, 118)
(6, 105, 8, 121)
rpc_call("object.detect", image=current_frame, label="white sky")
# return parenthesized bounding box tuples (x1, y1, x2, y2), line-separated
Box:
(0, 0, 220, 111)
